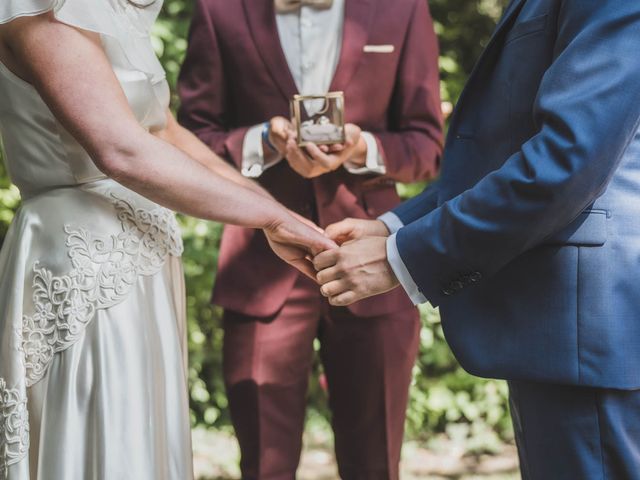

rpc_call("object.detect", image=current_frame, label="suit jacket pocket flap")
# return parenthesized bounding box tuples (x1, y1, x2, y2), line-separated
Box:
(543, 210, 607, 246)
(505, 14, 549, 44)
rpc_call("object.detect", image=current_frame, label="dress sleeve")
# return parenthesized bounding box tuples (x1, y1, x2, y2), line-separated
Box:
(0, 0, 166, 83)
(0, 0, 54, 23)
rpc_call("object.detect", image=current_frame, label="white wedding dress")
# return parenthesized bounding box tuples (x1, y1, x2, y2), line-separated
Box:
(0, 1, 194, 479)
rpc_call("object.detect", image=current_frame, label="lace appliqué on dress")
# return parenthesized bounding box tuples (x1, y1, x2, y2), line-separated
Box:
(0, 379, 29, 480)
(21, 195, 184, 387)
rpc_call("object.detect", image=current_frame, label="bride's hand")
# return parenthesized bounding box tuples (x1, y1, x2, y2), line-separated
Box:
(264, 215, 337, 280)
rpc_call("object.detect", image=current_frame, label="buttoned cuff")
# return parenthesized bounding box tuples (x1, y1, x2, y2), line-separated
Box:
(378, 211, 404, 234)
(241, 124, 282, 178)
(345, 132, 387, 175)
(386, 232, 427, 305)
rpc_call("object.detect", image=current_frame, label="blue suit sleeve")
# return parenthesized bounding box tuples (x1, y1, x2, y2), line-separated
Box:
(391, 180, 440, 225)
(397, 0, 640, 306)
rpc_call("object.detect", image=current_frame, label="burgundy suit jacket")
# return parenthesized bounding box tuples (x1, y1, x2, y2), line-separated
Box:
(178, 0, 443, 318)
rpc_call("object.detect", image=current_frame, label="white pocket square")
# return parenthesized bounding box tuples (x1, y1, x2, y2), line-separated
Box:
(363, 44, 395, 53)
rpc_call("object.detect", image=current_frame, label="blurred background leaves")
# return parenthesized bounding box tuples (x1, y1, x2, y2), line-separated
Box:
(0, 0, 512, 457)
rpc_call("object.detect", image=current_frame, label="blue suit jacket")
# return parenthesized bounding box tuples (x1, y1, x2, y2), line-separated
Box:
(394, 0, 640, 388)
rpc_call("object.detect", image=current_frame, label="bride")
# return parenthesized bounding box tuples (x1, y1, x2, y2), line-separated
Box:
(0, 0, 334, 478)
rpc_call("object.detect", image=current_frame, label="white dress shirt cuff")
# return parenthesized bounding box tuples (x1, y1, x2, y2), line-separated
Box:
(378, 211, 404, 234)
(241, 124, 282, 178)
(345, 131, 387, 175)
(387, 232, 427, 305)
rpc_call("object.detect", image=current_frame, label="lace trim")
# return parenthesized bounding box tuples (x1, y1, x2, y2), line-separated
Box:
(0, 378, 29, 480)
(21, 194, 183, 387)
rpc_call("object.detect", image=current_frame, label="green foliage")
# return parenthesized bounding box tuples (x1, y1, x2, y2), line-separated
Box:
(0, 161, 20, 241)
(0, 0, 512, 449)
(406, 305, 512, 450)
(179, 217, 230, 427)
(150, 0, 193, 108)
(431, 0, 509, 104)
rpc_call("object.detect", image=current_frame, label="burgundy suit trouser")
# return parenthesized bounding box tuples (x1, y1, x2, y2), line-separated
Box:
(222, 274, 420, 480)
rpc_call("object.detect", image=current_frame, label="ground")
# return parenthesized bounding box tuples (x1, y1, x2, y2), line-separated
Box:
(192, 427, 520, 480)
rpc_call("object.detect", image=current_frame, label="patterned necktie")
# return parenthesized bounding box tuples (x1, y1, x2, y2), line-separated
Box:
(274, 0, 334, 13)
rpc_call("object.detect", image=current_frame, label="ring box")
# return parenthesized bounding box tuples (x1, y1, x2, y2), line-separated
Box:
(290, 92, 346, 147)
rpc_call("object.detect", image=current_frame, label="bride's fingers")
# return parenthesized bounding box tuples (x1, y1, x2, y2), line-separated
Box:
(284, 219, 336, 253)
(307, 231, 338, 255)
(289, 210, 325, 235)
(290, 257, 320, 281)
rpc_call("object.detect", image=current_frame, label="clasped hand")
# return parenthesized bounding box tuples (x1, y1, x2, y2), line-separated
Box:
(313, 218, 400, 306)
(266, 118, 398, 305)
(268, 215, 400, 306)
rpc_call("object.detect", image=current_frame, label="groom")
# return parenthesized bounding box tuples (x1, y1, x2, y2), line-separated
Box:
(316, 0, 640, 478)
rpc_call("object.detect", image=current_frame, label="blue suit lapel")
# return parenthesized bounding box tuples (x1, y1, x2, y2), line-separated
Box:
(495, 0, 528, 34)
(448, 0, 527, 133)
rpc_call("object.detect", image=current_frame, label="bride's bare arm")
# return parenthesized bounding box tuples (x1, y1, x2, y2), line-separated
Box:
(0, 14, 335, 274)
(1, 16, 274, 227)
(154, 111, 275, 200)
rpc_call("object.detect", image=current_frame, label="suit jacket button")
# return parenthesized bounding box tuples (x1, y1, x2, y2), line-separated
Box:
(469, 272, 482, 283)
(443, 280, 463, 296)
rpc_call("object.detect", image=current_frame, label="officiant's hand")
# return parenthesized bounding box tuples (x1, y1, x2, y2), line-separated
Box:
(265, 213, 337, 279)
(284, 124, 366, 178)
(266, 116, 294, 156)
(315, 123, 368, 167)
(313, 237, 399, 306)
(325, 218, 390, 245)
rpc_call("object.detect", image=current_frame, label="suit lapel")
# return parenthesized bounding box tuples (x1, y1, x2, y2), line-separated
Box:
(448, 0, 527, 130)
(329, 0, 374, 92)
(494, 0, 528, 35)
(243, 0, 299, 101)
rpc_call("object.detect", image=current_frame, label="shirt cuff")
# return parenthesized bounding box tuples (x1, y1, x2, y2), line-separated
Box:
(345, 131, 387, 175)
(387, 232, 427, 305)
(378, 211, 404, 234)
(241, 124, 282, 178)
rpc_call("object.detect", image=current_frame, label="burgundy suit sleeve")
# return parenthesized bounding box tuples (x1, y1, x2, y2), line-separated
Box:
(374, 0, 443, 184)
(177, 0, 248, 168)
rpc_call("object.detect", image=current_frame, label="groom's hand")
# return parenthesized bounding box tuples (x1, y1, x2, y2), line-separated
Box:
(314, 237, 399, 306)
(325, 218, 390, 245)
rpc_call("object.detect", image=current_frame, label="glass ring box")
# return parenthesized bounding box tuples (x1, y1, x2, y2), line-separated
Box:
(290, 92, 346, 147)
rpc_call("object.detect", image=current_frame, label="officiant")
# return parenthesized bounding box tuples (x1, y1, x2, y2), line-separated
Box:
(178, 0, 442, 478)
